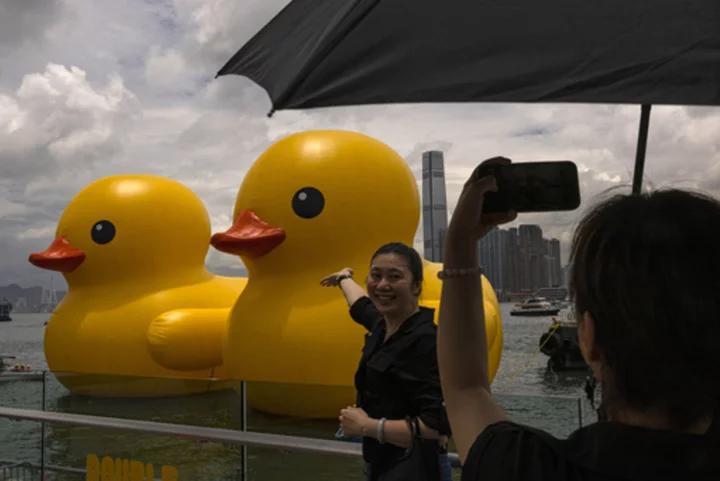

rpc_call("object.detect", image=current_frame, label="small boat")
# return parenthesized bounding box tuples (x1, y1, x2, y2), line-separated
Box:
(509, 297, 561, 316)
(0, 355, 43, 382)
(538, 317, 588, 371)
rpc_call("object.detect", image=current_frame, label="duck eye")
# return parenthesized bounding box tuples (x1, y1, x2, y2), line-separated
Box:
(292, 187, 324, 219)
(91, 220, 116, 245)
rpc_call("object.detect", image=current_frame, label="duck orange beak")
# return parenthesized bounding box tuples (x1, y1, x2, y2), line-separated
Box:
(29, 236, 86, 273)
(211, 210, 286, 258)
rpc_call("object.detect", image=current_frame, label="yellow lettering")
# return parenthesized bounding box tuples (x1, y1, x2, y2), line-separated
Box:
(130, 460, 145, 481)
(161, 465, 179, 481)
(114, 458, 123, 480)
(101, 457, 114, 481)
(86, 454, 100, 481)
(85, 454, 177, 481)
(122, 459, 130, 481)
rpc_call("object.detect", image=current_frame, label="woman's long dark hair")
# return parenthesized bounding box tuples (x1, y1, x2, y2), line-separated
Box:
(569, 189, 720, 431)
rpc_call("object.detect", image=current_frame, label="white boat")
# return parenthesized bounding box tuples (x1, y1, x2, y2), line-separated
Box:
(510, 297, 561, 317)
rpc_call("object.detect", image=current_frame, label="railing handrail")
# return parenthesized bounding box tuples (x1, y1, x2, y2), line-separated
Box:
(4, 369, 585, 401)
(0, 459, 86, 475)
(0, 406, 463, 468)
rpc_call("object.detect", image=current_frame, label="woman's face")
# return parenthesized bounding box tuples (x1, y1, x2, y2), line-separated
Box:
(366, 253, 418, 316)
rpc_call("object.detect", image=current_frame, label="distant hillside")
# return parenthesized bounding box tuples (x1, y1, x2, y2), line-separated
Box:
(208, 266, 248, 278)
(0, 284, 66, 313)
(0, 265, 248, 313)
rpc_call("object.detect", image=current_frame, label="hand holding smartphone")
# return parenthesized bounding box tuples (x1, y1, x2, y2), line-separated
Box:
(474, 161, 581, 213)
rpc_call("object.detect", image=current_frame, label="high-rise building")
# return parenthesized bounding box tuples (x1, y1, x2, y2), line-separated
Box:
(542, 239, 551, 287)
(549, 239, 562, 287)
(502, 228, 519, 292)
(562, 264, 571, 288)
(422, 151, 448, 262)
(478, 227, 503, 292)
(470, 225, 563, 294)
(518, 225, 544, 291)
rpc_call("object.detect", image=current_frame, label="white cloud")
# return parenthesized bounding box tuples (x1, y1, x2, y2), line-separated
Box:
(0, 63, 139, 181)
(0, 0, 719, 288)
(16, 225, 56, 241)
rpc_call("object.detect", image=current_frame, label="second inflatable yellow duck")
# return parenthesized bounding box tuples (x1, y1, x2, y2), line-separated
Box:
(29, 175, 246, 397)
(212, 130, 503, 418)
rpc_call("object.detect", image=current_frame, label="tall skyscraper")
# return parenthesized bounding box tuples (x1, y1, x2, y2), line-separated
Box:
(518, 225, 544, 291)
(562, 264, 571, 288)
(478, 227, 503, 292)
(549, 239, 562, 287)
(502, 228, 519, 292)
(422, 151, 448, 262)
(466, 225, 563, 294)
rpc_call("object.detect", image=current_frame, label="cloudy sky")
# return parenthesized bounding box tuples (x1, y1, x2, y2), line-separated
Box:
(1, 0, 719, 289)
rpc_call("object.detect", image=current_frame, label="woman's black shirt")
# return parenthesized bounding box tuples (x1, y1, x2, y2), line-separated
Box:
(462, 415, 719, 481)
(350, 296, 450, 467)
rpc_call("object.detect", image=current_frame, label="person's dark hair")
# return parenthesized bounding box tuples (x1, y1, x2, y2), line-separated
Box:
(371, 242, 424, 295)
(569, 189, 720, 430)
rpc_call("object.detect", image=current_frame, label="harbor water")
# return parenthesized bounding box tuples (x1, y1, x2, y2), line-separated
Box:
(0, 304, 592, 480)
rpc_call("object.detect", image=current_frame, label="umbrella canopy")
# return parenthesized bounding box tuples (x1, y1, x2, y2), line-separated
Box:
(217, 0, 720, 112)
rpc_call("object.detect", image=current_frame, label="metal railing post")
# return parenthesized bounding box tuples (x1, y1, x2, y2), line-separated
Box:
(240, 381, 247, 481)
(40, 371, 47, 480)
(577, 397, 583, 428)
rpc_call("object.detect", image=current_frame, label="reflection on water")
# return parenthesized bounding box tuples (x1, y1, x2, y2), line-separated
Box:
(540, 368, 590, 394)
(0, 305, 594, 479)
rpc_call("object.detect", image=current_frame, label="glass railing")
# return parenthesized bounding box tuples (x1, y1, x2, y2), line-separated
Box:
(0, 371, 593, 480)
(0, 369, 46, 477)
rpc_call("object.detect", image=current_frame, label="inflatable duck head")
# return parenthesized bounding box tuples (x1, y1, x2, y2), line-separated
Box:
(29, 175, 212, 288)
(211, 130, 420, 277)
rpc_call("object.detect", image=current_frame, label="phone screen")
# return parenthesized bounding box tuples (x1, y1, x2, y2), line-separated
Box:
(478, 161, 581, 213)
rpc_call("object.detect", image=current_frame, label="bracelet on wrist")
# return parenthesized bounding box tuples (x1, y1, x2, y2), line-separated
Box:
(437, 266, 483, 280)
(377, 417, 387, 443)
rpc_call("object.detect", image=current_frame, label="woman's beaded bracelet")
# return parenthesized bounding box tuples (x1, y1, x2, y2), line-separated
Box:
(437, 266, 483, 280)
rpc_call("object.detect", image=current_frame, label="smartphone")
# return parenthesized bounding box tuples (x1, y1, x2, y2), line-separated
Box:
(475, 161, 581, 213)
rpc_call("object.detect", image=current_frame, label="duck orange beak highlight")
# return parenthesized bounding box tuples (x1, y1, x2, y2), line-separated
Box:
(29, 236, 86, 273)
(211, 210, 286, 258)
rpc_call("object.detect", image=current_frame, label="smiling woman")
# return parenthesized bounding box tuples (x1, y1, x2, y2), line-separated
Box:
(320, 242, 452, 481)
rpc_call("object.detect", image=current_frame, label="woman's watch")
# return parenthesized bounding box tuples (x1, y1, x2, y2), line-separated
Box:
(336, 274, 352, 285)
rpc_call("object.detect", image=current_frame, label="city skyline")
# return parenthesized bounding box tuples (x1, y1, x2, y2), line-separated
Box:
(478, 225, 564, 294)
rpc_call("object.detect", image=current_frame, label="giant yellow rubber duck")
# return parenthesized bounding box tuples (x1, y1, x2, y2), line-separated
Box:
(29, 175, 246, 397)
(211, 130, 502, 418)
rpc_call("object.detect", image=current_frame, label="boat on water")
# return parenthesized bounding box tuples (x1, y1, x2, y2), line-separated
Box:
(0, 298, 12, 322)
(0, 355, 42, 382)
(538, 316, 588, 371)
(510, 297, 561, 316)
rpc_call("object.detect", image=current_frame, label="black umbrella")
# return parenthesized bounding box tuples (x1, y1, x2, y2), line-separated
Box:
(217, 0, 720, 193)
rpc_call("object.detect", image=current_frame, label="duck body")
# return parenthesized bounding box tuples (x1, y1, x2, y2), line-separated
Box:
(213, 130, 504, 419)
(419, 259, 504, 381)
(30, 175, 246, 397)
(225, 264, 378, 417)
(46, 275, 244, 397)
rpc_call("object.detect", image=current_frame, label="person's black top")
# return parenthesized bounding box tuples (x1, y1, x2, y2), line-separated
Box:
(350, 296, 450, 469)
(462, 414, 719, 481)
